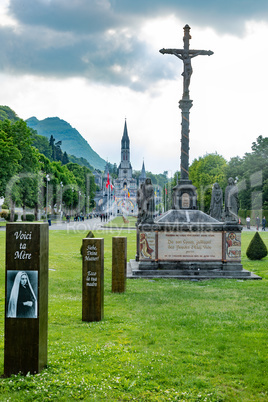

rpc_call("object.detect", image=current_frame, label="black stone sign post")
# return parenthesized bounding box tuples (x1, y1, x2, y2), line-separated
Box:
(160, 25, 213, 207)
(82, 238, 104, 322)
(4, 222, 49, 376)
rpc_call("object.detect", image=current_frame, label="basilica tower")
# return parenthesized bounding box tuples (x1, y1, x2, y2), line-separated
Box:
(114, 120, 137, 198)
(118, 119, 132, 180)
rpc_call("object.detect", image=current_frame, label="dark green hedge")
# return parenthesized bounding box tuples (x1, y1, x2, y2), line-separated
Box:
(22, 214, 35, 222)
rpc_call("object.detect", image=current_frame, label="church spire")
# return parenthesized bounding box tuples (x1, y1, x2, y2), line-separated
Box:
(121, 119, 130, 150)
(139, 160, 146, 186)
(121, 119, 130, 163)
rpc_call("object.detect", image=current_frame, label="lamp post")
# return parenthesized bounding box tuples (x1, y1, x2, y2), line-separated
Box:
(78, 191, 81, 216)
(46, 174, 50, 222)
(71, 187, 74, 218)
(60, 181, 63, 221)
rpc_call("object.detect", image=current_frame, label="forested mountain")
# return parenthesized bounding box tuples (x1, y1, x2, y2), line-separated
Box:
(0, 106, 97, 220)
(26, 116, 106, 171)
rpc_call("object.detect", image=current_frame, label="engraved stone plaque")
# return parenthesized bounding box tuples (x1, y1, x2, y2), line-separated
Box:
(181, 193, 190, 209)
(158, 231, 222, 261)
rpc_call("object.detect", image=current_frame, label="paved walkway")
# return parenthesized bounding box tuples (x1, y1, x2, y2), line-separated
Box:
(48, 218, 104, 231)
(0, 218, 105, 231)
(0, 221, 265, 232)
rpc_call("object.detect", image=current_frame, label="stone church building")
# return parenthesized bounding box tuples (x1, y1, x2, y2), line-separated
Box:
(113, 120, 138, 198)
(94, 120, 146, 214)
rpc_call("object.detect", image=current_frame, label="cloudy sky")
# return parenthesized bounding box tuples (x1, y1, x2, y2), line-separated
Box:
(0, 0, 268, 174)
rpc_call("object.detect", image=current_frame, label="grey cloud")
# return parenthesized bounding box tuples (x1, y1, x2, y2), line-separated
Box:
(9, 0, 121, 34)
(2, 0, 268, 91)
(0, 23, 175, 90)
(9, 0, 268, 34)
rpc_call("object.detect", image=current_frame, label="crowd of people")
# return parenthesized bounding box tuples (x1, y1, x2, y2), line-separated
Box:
(64, 211, 111, 223)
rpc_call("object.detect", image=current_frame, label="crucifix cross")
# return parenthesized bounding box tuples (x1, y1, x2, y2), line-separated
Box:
(160, 24, 213, 99)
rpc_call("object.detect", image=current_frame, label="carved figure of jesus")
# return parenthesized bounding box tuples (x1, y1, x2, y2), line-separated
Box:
(160, 25, 213, 99)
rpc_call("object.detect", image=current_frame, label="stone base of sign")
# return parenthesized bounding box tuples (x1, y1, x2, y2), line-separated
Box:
(112, 237, 127, 293)
(131, 209, 261, 280)
(4, 222, 49, 376)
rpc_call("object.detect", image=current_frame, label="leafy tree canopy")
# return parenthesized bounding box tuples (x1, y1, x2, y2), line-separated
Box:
(0, 105, 19, 122)
(189, 153, 227, 212)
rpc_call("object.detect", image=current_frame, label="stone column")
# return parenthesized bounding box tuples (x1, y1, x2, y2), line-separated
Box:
(112, 237, 127, 293)
(4, 222, 49, 376)
(82, 238, 104, 322)
(179, 99, 193, 182)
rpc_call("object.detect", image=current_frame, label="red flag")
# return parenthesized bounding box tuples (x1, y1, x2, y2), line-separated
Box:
(106, 173, 110, 188)
(165, 187, 167, 195)
(110, 183, 113, 191)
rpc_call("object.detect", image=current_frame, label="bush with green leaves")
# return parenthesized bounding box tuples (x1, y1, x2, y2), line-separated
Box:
(5, 213, 18, 222)
(0, 210, 9, 219)
(22, 214, 35, 222)
(246, 231, 268, 260)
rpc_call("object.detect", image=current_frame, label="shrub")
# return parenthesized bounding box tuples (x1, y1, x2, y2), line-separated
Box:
(0, 210, 9, 220)
(80, 231, 95, 255)
(6, 213, 18, 222)
(1, 203, 9, 209)
(22, 214, 35, 222)
(246, 232, 268, 260)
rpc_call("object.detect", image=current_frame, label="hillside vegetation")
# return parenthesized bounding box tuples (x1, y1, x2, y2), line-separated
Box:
(26, 116, 106, 171)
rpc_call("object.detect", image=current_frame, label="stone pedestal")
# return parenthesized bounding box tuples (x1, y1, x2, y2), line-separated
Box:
(130, 210, 261, 280)
(82, 238, 104, 322)
(172, 182, 197, 210)
(4, 222, 49, 376)
(112, 237, 127, 293)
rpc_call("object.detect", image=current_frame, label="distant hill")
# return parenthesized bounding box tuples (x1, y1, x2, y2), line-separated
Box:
(0, 105, 20, 122)
(26, 116, 106, 171)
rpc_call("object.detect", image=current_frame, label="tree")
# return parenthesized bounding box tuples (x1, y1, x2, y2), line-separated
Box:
(0, 105, 19, 122)
(189, 153, 227, 212)
(9, 120, 40, 220)
(226, 136, 268, 211)
(0, 127, 21, 197)
(62, 151, 69, 165)
(49, 135, 56, 160)
(31, 130, 52, 160)
(66, 163, 96, 213)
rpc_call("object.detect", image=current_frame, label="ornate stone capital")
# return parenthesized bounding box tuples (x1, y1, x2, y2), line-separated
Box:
(179, 99, 193, 111)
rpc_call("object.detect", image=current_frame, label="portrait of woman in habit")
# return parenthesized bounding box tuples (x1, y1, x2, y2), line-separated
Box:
(7, 271, 37, 318)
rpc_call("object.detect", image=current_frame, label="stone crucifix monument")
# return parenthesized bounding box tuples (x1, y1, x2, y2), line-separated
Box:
(160, 24, 213, 207)
(128, 25, 261, 280)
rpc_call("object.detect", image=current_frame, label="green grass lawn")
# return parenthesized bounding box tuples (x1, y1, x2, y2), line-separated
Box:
(104, 215, 137, 228)
(0, 230, 267, 401)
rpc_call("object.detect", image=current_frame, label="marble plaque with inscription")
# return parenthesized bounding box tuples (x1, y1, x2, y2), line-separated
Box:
(181, 193, 190, 208)
(225, 232, 241, 261)
(158, 231, 222, 261)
